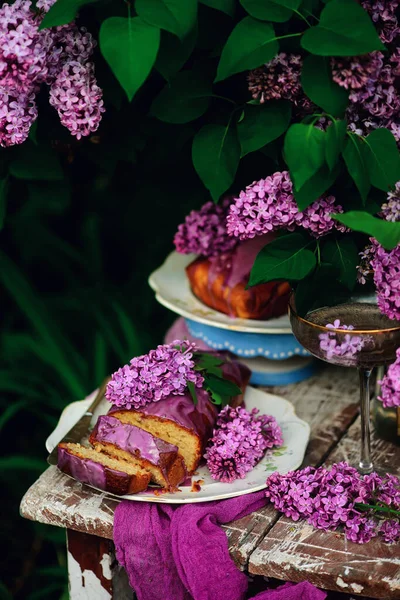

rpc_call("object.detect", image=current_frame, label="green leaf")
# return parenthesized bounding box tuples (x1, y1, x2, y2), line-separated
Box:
(240, 0, 301, 23)
(151, 69, 213, 123)
(301, 56, 348, 116)
(187, 380, 198, 405)
(99, 17, 160, 101)
(0, 177, 8, 230)
(135, 0, 197, 41)
(192, 123, 240, 202)
(325, 119, 347, 170)
(10, 143, 63, 181)
(342, 134, 370, 204)
(332, 211, 400, 250)
(194, 352, 224, 369)
(284, 124, 326, 190)
(249, 233, 316, 286)
(155, 26, 197, 81)
(238, 101, 292, 157)
(363, 129, 400, 192)
(39, 0, 99, 29)
(321, 237, 359, 290)
(294, 262, 348, 316)
(293, 164, 340, 210)
(204, 374, 242, 396)
(215, 17, 278, 82)
(301, 0, 385, 56)
(199, 0, 235, 17)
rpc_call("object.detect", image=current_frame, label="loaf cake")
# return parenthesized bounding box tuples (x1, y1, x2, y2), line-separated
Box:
(57, 343, 251, 494)
(109, 356, 251, 474)
(58, 442, 151, 495)
(89, 415, 186, 490)
(174, 201, 290, 320)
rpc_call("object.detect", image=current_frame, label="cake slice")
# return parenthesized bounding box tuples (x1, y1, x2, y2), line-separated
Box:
(109, 390, 212, 475)
(89, 415, 186, 490)
(58, 442, 150, 495)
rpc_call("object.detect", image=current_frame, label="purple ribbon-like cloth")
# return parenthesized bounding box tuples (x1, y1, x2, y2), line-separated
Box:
(114, 491, 326, 600)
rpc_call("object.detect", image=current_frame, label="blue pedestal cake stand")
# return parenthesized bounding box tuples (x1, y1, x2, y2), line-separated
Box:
(149, 251, 317, 386)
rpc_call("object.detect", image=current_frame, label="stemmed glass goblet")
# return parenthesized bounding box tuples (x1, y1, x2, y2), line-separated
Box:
(289, 296, 400, 474)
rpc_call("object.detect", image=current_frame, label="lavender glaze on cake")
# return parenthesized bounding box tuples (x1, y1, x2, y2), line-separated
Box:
(58, 446, 115, 490)
(94, 415, 179, 464)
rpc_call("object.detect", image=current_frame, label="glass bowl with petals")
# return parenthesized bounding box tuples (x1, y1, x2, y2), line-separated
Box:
(289, 295, 400, 474)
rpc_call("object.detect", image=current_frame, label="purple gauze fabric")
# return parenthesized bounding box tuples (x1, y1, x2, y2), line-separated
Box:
(114, 492, 327, 600)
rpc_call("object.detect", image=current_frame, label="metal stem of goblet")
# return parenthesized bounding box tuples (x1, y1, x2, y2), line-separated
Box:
(359, 368, 373, 474)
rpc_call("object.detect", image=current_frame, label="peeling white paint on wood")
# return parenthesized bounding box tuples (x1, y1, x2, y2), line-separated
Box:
(350, 582, 364, 593)
(100, 554, 112, 581)
(68, 551, 112, 600)
(336, 576, 349, 589)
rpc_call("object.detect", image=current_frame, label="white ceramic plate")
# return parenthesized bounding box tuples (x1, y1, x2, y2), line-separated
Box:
(47, 387, 310, 504)
(148, 251, 292, 334)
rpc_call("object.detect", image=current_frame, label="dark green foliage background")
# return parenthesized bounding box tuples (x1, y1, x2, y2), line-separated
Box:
(0, 0, 399, 597)
(0, 4, 269, 597)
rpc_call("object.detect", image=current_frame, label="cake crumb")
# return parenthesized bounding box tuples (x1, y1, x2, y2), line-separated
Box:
(191, 479, 204, 493)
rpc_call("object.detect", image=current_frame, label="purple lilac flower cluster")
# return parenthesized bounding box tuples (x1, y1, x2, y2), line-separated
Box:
(49, 62, 104, 140)
(362, 0, 400, 45)
(378, 347, 400, 408)
(205, 406, 283, 483)
(370, 239, 400, 321)
(174, 197, 238, 257)
(0, 0, 104, 145)
(226, 171, 346, 241)
(381, 181, 400, 222)
(265, 462, 400, 544)
(105, 340, 204, 410)
(332, 1, 400, 143)
(247, 53, 312, 113)
(319, 319, 365, 361)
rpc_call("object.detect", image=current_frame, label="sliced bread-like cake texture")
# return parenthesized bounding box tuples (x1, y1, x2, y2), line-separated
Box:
(58, 442, 150, 495)
(89, 415, 186, 490)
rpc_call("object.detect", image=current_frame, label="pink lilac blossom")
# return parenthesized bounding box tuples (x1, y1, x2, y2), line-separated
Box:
(49, 61, 105, 140)
(331, 52, 383, 90)
(370, 239, 400, 321)
(381, 181, 400, 222)
(362, 0, 400, 46)
(174, 197, 238, 257)
(380, 519, 400, 543)
(318, 320, 365, 360)
(378, 347, 400, 408)
(226, 171, 346, 241)
(0, 0, 103, 144)
(357, 243, 375, 284)
(205, 406, 283, 483)
(105, 340, 204, 410)
(0, 89, 37, 147)
(0, 0, 50, 94)
(345, 50, 400, 142)
(265, 462, 400, 544)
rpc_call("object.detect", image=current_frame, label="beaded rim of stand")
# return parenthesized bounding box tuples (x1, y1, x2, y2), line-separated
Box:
(186, 323, 310, 360)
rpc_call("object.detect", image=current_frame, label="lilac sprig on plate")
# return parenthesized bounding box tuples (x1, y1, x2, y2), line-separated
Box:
(105, 340, 242, 410)
(319, 319, 365, 360)
(265, 462, 400, 544)
(205, 406, 283, 483)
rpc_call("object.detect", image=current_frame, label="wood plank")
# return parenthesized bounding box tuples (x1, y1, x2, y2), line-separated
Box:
(20, 367, 359, 571)
(20, 466, 118, 539)
(248, 417, 400, 599)
(224, 366, 359, 568)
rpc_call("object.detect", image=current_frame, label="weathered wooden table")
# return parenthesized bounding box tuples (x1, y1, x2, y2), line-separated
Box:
(20, 366, 400, 599)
